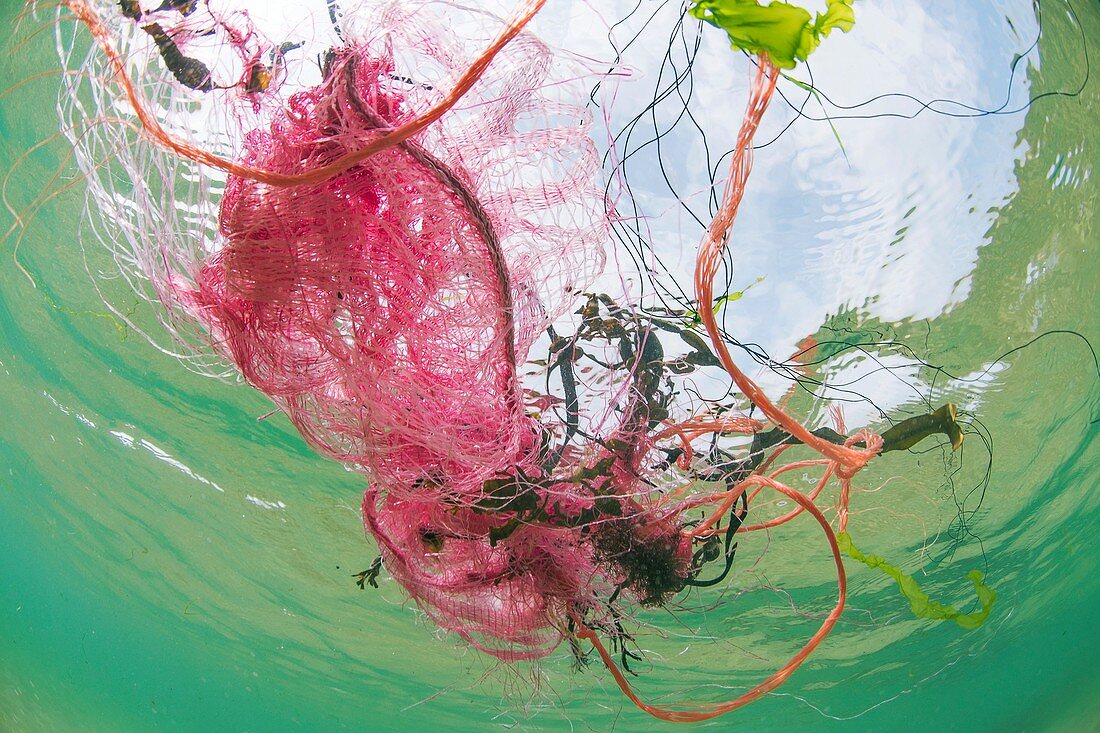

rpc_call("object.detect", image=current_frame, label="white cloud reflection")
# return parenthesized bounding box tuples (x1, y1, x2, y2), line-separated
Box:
(544, 0, 1039, 408)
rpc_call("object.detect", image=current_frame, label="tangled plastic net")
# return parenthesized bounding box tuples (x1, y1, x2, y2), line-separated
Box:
(48, 0, 996, 721)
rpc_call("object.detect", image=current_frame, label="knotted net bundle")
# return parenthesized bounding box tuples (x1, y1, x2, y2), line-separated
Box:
(53, 0, 985, 720)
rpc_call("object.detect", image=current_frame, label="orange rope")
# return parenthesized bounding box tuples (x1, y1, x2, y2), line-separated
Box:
(692, 56, 878, 473)
(584, 55, 877, 721)
(58, 0, 547, 187)
(655, 415, 766, 470)
(573, 477, 846, 723)
(740, 461, 833, 532)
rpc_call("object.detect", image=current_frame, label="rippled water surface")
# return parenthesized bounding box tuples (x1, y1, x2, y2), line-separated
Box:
(1, 1, 1097, 731)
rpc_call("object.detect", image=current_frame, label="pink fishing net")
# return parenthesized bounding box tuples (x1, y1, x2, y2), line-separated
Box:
(54, 0, 971, 720)
(190, 47, 621, 658)
(60, 0, 621, 661)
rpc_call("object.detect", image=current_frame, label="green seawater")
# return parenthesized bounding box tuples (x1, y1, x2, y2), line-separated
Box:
(1, 2, 1097, 731)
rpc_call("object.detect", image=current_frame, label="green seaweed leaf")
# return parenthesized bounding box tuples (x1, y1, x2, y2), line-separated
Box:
(782, 72, 849, 165)
(689, 0, 856, 69)
(838, 532, 996, 630)
(712, 275, 766, 311)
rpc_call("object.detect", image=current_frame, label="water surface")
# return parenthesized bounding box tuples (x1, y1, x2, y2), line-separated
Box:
(1, 1, 1097, 731)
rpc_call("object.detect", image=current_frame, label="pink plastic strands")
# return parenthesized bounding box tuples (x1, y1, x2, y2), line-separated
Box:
(189, 31, 611, 659)
(191, 52, 527, 490)
(58, 0, 610, 662)
(189, 49, 582, 658)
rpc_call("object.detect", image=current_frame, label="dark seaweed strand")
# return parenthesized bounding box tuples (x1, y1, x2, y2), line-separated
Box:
(684, 491, 745, 588)
(326, 0, 345, 41)
(544, 324, 581, 470)
(343, 59, 518, 369)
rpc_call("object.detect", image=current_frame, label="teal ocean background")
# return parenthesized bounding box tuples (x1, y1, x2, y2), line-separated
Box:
(1, 1, 1097, 731)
